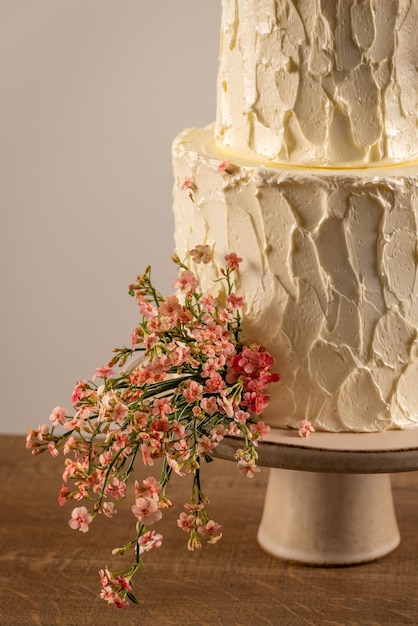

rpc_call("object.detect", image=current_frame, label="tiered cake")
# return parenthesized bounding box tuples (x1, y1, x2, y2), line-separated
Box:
(172, 0, 418, 432)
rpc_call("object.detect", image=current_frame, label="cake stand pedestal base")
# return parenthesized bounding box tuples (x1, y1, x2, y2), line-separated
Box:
(258, 469, 399, 565)
(216, 428, 418, 566)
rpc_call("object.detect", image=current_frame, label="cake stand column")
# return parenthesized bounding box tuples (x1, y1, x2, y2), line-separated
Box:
(215, 429, 418, 566)
(258, 469, 400, 565)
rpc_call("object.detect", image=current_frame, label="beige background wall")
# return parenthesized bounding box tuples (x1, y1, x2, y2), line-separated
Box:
(0, 1, 221, 433)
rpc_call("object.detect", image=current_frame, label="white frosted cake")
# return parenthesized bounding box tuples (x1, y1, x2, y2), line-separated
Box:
(172, 0, 418, 432)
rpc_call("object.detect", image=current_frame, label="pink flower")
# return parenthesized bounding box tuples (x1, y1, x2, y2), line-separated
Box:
(184, 502, 205, 512)
(234, 410, 250, 424)
(202, 356, 225, 378)
(165, 455, 185, 476)
(217, 395, 234, 418)
(106, 478, 126, 500)
(136, 476, 162, 500)
(297, 420, 315, 437)
(116, 576, 132, 591)
(58, 485, 70, 506)
(250, 420, 270, 442)
(63, 435, 77, 455)
(102, 502, 117, 518)
(36, 423, 50, 441)
(152, 397, 172, 417)
(243, 392, 270, 415)
(181, 177, 195, 190)
(226, 293, 245, 310)
(228, 422, 241, 436)
(99, 567, 113, 588)
(190, 244, 212, 264)
(197, 519, 222, 538)
(132, 497, 162, 525)
(193, 406, 202, 418)
(231, 346, 265, 375)
(204, 373, 225, 393)
(182, 380, 203, 403)
(199, 295, 216, 313)
(138, 298, 158, 320)
(99, 583, 129, 609)
(48, 441, 59, 457)
(158, 295, 183, 317)
(217, 159, 230, 172)
(112, 402, 128, 424)
(224, 252, 243, 271)
(210, 424, 226, 442)
(170, 345, 191, 366)
(49, 406, 68, 427)
(69, 506, 92, 533)
(141, 442, 154, 467)
(177, 512, 196, 532)
(197, 435, 217, 455)
(173, 270, 199, 295)
(138, 530, 163, 552)
(71, 380, 86, 404)
(200, 396, 218, 416)
(112, 431, 130, 453)
(92, 366, 114, 381)
(99, 450, 113, 466)
(237, 460, 261, 478)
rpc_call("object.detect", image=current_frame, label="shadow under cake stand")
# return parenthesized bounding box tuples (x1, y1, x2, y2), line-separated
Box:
(216, 428, 418, 566)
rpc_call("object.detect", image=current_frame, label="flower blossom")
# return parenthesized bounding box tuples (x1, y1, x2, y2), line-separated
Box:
(102, 502, 117, 518)
(92, 366, 114, 381)
(49, 406, 68, 427)
(200, 396, 218, 416)
(237, 459, 261, 478)
(71, 380, 86, 404)
(181, 177, 195, 190)
(173, 270, 199, 295)
(132, 497, 162, 525)
(69, 506, 92, 533)
(190, 244, 212, 264)
(197, 435, 217, 455)
(250, 420, 270, 443)
(138, 476, 162, 500)
(58, 485, 70, 506)
(226, 293, 245, 310)
(106, 478, 126, 501)
(152, 397, 172, 417)
(224, 252, 243, 270)
(177, 512, 196, 532)
(199, 295, 217, 313)
(297, 420, 315, 438)
(204, 373, 225, 393)
(138, 298, 158, 320)
(112, 402, 128, 424)
(138, 530, 163, 552)
(217, 160, 231, 173)
(158, 294, 184, 318)
(197, 519, 222, 539)
(181, 380, 203, 403)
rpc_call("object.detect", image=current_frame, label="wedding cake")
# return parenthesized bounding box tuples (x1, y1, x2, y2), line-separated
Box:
(172, 0, 418, 432)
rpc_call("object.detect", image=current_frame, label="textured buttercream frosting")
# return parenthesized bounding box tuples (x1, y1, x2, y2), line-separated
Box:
(173, 126, 418, 431)
(216, 0, 418, 165)
(172, 0, 418, 432)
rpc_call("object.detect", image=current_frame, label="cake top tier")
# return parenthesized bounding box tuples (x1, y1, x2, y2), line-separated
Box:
(215, 0, 418, 166)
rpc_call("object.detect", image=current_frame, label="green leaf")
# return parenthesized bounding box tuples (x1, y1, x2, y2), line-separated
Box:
(126, 591, 139, 604)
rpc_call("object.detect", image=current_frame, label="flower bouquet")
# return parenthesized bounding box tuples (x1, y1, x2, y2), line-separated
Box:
(26, 245, 280, 609)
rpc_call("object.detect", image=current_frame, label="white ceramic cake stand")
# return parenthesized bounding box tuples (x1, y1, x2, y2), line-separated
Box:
(216, 428, 418, 566)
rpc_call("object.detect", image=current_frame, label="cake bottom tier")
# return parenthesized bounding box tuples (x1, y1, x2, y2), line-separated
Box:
(172, 125, 418, 432)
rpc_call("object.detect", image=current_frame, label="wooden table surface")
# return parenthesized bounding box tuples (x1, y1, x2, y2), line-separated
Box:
(1, 435, 418, 626)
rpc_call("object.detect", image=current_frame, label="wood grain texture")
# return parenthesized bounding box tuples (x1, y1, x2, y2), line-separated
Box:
(1, 435, 418, 625)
